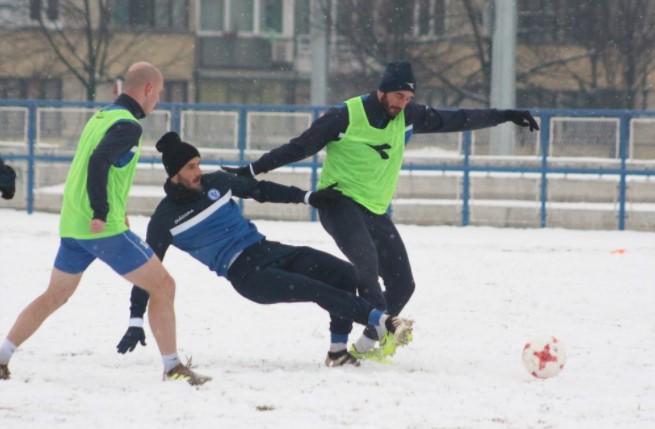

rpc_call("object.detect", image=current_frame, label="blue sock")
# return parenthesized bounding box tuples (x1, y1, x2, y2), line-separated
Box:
(368, 309, 389, 339)
(330, 332, 348, 353)
(368, 309, 384, 327)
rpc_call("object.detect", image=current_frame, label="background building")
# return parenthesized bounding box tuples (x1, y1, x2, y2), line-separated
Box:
(2, 0, 654, 109)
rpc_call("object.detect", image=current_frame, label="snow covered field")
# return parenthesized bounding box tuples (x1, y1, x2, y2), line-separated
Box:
(0, 208, 654, 429)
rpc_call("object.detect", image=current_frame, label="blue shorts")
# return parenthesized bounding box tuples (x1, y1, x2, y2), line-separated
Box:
(54, 230, 154, 275)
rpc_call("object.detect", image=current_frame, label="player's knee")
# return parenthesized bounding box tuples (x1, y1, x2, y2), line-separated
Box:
(157, 273, 176, 301)
(339, 266, 358, 293)
(42, 288, 72, 310)
(166, 275, 176, 298)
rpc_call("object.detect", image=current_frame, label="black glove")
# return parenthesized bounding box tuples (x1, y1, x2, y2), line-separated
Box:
(116, 326, 146, 354)
(308, 184, 343, 209)
(222, 164, 255, 178)
(0, 164, 16, 200)
(504, 110, 539, 132)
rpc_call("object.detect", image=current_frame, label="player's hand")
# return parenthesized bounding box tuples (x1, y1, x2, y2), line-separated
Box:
(221, 164, 255, 178)
(308, 184, 343, 209)
(504, 110, 539, 132)
(125, 215, 130, 228)
(90, 219, 106, 233)
(0, 164, 16, 200)
(116, 326, 146, 354)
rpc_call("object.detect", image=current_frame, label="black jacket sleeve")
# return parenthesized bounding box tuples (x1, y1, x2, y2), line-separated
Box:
(406, 103, 508, 133)
(128, 216, 172, 319)
(87, 120, 142, 221)
(207, 171, 308, 204)
(0, 157, 16, 190)
(250, 107, 347, 174)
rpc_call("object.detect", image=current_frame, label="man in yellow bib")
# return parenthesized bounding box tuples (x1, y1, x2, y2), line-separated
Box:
(0, 62, 209, 385)
(223, 61, 539, 362)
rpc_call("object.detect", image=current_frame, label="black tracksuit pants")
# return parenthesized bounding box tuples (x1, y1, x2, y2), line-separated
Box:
(226, 240, 375, 335)
(319, 196, 416, 317)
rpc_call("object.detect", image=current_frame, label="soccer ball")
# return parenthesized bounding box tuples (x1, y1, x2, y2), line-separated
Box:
(522, 336, 566, 379)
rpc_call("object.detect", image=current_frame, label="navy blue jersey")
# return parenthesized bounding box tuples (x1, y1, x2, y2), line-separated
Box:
(146, 171, 306, 276)
(127, 171, 307, 318)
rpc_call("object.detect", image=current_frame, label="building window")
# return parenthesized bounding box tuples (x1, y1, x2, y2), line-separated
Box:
(198, 37, 273, 68)
(163, 80, 188, 103)
(198, 0, 287, 35)
(156, 0, 187, 28)
(111, 0, 187, 30)
(29, 0, 40, 20)
(294, 0, 310, 35)
(131, 0, 155, 26)
(0, 78, 62, 100)
(29, 0, 58, 21)
(231, 0, 254, 32)
(200, 0, 224, 31)
(329, 0, 446, 41)
(415, 0, 446, 38)
(0, 79, 24, 99)
(517, 0, 576, 45)
(261, 0, 283, 34)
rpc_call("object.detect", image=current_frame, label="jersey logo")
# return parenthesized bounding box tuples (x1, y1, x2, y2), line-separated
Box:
(366, 143, 391, 160)
(174, 209, 194, 224)
(207, 188, 221, 201)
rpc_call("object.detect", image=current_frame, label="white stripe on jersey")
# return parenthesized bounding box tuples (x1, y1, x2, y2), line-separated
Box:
(170, 190, 232, 236)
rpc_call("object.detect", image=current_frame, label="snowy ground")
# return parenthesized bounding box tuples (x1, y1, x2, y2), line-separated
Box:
(0, 208, 654, 429)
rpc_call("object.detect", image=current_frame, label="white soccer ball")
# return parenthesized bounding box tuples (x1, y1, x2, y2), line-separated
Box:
(522, 336, 566, 379)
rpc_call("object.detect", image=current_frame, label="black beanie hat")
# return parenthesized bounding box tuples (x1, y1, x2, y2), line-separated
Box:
(378, 61, 416, 93)
(155, 131, 201, 177)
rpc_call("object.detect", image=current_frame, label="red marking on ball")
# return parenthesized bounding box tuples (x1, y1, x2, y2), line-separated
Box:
(533, 344, 558, 370)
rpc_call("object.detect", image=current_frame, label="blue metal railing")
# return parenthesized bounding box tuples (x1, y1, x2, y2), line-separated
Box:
(2, 100, 655, 230)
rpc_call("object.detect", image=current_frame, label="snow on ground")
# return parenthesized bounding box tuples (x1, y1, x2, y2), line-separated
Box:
(0, 208, 654, 429)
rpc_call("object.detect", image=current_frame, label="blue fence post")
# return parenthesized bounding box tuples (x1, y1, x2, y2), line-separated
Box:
(238, 107, 247, 165)
(539, 113, 551, 228)
(309, 107, 321, 222)
(618, 114, 630, 230)
(461, 131, 472, 226)
(237, 107, 248, 210)
(27, 101, 37, 214)
(170, 104, 182, 134)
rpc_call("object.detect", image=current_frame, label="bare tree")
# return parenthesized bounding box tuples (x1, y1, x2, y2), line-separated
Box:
(29, 0, 116, 101)
(28, 0, 162, 101)
(583, 0, 655, 109)
(517, 0, 655, 109)
(319, 0, 655, 109)
(315, 0, 494, 105)
(0, 0, 189, 101)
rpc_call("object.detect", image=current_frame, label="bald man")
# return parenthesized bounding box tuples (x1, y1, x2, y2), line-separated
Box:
(0, 62, 210, 386)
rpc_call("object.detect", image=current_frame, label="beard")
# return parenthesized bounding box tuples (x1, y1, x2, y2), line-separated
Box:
(380, 95, 401, 118)
(179, 175, 202, 192)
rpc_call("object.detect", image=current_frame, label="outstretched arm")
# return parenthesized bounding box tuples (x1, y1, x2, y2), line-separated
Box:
(216, 171, 307, 203)
(408, 104, 539, 134)
(116, 218, 171, 354)
(207, 171, 343, 209)
(223, 107, 347, 177)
